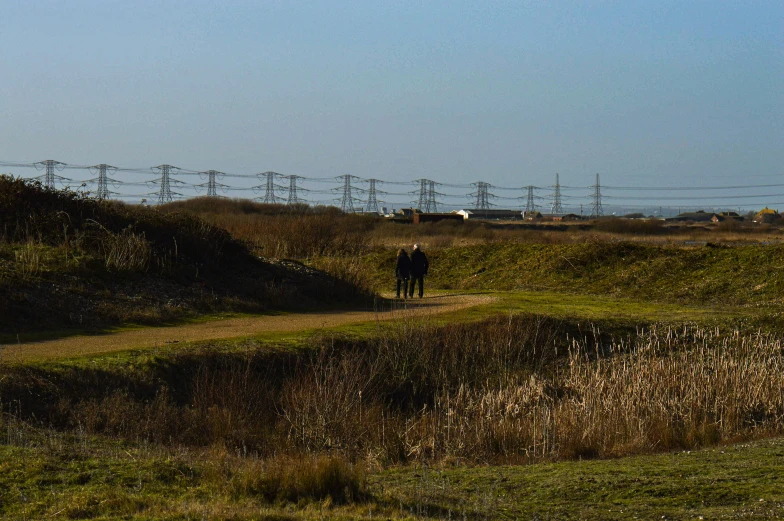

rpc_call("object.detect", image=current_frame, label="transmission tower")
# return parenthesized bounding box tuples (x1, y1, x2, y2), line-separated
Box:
(416, 179, 429, 210)
(34, 159, 67, 189)
(89, 164, 118, 200)
(338, 174, 360, 213)
(473, 182, 491, 210)
(152, 164, 180, 204)
(551, 173, 563, 213)
(590, 173, 604, 217)
(365, 178, 380, 213)
(196, 170, 228, 197)
(525, 185, 536, 213)
(426, 180, 438, 213)
(281, 175, 303, 205)
(206, 170, 219, 197)
(257, 172, 282, 203)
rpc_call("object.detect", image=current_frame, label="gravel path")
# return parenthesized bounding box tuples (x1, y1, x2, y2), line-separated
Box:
(4, 293, 493, 361)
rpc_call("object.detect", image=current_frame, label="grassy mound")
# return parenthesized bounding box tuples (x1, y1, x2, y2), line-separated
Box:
(358, 241, 784, 306)
(0, 176, 372, 334)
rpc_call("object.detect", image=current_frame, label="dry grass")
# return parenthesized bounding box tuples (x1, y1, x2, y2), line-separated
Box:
(101, 226, 152, 272)
(396, 324, 784, 462)
(13, 241, 43, 279)
(161, 198, 784, 261)
(161, 198, 377, 258)
(210, 453, 367, 504)
(7, 315, 783, 467)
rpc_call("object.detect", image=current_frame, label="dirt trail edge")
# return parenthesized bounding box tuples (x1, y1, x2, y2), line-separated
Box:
(5, 294, 494, 362)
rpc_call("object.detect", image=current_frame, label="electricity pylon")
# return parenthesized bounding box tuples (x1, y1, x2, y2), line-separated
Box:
(590, 173, 604, 217)
(551, 173, 563, 213)
(34, 159, 67, 189)
(365, 178, 380, 213)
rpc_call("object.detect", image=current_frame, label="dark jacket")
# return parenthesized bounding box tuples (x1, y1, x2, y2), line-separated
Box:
(410, 249, 429, 277)
(395, 253, 411, 279)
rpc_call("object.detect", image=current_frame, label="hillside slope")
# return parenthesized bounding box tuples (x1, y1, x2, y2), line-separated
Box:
(359, 242, 784, 306)
(0, 177, 371, 334)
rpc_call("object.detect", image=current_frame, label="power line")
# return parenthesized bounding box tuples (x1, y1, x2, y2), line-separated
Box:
(4, 158, 784, 211)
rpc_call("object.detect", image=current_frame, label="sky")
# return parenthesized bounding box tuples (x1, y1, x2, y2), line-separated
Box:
(1, 1, 782, 212)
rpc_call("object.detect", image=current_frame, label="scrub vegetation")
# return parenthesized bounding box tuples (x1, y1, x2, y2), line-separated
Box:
(0, 177, 372, 334)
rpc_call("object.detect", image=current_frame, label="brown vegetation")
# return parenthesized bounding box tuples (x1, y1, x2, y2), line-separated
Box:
(162, 198, 784, 263)
(3, 315, 783, 466)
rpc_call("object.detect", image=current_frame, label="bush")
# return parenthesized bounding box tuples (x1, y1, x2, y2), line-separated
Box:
(257, 455, 366, 504)
(101, 226, 152, 272)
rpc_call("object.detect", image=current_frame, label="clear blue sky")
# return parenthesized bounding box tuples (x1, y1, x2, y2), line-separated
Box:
(1, 1, 782, 210)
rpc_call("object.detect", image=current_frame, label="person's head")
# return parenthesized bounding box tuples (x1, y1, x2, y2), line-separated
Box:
(398, 248, 407, 256)
(413, 243, 420, 251)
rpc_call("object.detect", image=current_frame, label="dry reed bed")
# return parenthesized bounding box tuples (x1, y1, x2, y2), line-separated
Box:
(400, 326, 784, 462)
(2, 317, 783, 466)
(281, 322, 784, 463)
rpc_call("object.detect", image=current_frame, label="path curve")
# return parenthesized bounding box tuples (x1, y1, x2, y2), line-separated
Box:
(4, 294, 493, 362)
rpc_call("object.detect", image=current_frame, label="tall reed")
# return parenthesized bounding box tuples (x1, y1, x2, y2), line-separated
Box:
(4, 317, 784, 466)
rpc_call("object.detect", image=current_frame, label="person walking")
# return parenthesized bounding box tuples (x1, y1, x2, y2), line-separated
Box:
(409, 243, 429, 298)
(395, 248, 411, 299)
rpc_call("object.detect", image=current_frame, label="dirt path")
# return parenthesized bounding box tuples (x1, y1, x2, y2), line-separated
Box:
(4, 294, 493, 362)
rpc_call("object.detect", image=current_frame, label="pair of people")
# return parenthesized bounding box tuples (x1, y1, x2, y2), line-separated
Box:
(395, 243, 429, 299)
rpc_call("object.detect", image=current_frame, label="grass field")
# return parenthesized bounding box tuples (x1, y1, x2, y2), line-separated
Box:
(1, 425, 783, 520)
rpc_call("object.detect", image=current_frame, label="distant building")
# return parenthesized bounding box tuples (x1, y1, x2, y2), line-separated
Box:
(412, 213, 464, 224)
(754, 207, 781, 224)
(711, 211, 744, 223)
(539, 213, 582, 222)
(667, 210, 715, 223)
(454, 209, 523, 220)
(396, 208, 421, 217)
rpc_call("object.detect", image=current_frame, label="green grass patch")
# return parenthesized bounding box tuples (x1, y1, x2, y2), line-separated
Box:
(1, 428, 783, 519)
(356, 242, 784, 307)
(376, 437, 784, 519)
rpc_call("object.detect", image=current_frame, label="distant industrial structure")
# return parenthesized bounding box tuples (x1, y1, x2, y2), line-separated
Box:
(1, 158, 780, 217)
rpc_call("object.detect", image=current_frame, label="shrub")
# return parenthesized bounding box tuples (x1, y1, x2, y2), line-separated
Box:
(101, 226, 152, 272)
(260, 454, 366, 504)
(14, 241, 43, 278)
